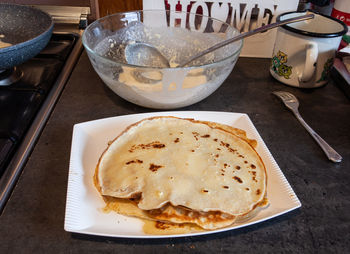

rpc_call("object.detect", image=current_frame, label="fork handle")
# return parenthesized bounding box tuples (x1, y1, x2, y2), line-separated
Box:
(292, 110, 342, 163)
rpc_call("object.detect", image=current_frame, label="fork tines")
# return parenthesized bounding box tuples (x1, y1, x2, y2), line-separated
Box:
(272, 91, 296, 101)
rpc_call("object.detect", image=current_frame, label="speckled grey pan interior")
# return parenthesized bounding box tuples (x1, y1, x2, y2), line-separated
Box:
(0, 3, 53, 70)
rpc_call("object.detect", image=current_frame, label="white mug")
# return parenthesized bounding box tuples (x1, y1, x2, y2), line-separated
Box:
(270, 11, 348, 88)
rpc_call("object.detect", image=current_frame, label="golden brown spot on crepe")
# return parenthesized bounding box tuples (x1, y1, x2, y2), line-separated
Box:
(149, 163, 163, 172)
(220, 141, 237, 154)
(192, 132, 199, 140)
(259, 197, 269, 207)
(143, 219, 197, 235)
(202, 189, 209, 193)
(128, 141, 165, 152)
(215, 154, 219, 158)
(233, 176, 243, 183)
(249, 171, 257, 182)
(250, 164, 256, 169)
(244, 160, 248, 164)
(147, 204, 235, 223)
(246, 188, 250, 191)
(213, 138, 218, 142)
(201, 134, 210, 138)
(128, 145, 136, 152)
(191, 149, 195, 152)
(235, 166, 241, 170)
(125, 159, 143, 165)
(174, 138, 180, 143)
(221, 141, 229, 147)
(256, 189, 261, 195)
(229, 148, 237, 153)
(153, 143, 166, 148)
(155, 221, 171, 230)
(238, 155, 244, 158)
(223, 186, 229, 189)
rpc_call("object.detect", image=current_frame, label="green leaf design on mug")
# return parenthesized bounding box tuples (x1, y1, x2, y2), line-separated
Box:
(271, 50, 293, 79)
(316, 58, 333, 83)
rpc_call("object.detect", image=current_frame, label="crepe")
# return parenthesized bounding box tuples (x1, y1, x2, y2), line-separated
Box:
(94, 116, 267, 231)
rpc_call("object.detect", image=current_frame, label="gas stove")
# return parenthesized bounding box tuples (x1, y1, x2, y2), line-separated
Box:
(0, 4, 95, 212)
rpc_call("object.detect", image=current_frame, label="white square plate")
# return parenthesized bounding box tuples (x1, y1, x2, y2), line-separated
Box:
(64, 111, 301, 238)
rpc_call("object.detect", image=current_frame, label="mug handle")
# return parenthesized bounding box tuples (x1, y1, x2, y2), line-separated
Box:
(299, 42, 318, 82)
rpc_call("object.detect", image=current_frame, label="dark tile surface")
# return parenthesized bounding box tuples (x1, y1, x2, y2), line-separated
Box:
(0, 52, 349, 253)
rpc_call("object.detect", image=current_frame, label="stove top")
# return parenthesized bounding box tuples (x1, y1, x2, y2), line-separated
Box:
(0, 29, 83, 212)
(0, 33, 76, 175)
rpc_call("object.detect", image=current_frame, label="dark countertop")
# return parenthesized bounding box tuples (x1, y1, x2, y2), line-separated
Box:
(1, 52, 349, 253)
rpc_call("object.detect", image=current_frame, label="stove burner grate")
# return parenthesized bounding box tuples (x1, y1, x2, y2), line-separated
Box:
(0, 67, 23, 86)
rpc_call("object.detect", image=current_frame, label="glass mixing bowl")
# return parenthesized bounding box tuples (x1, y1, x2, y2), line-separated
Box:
(82, 10, 242, 109)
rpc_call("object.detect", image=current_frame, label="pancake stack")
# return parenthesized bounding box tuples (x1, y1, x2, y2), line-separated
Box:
(94, 116, 267, 232)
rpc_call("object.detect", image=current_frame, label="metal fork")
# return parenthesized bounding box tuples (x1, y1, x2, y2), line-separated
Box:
(273, 91, 342, 163)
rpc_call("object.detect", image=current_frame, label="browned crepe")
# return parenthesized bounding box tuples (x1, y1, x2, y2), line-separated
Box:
(94, 116, 267, 232)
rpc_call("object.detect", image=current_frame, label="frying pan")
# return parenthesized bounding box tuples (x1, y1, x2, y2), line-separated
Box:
(0, 3, 53, 71)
